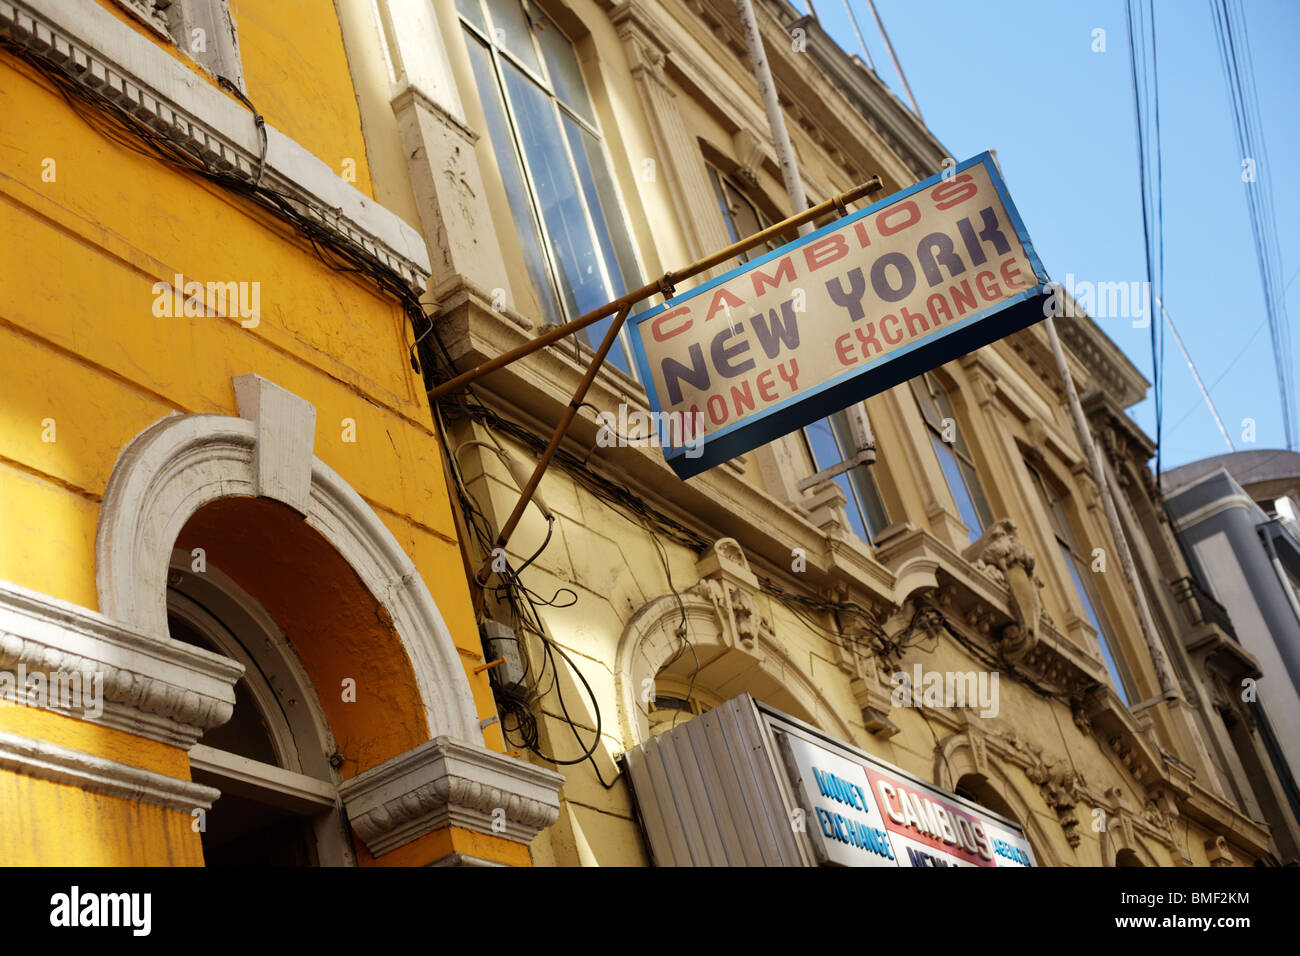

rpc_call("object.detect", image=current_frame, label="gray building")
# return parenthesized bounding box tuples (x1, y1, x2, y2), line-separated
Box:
(1164, 450, 1300, 859)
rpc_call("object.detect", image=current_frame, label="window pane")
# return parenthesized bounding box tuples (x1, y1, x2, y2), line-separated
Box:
(932, 434, 983, 540)
(957, 457, 995, 529)
(804, 416, 881, 544)
(834, 473, 871, 541)
(580, 315, 631, 376)
(723, 181, 764, 262)
(828, 410, 889, 538)
(457, 0, 487, 33)
(1028, 462, 1075, 547)
(464, 34, 561, 326)
(485, 0, 542, 73)
(847, 463, 889, 538)
(929, 376, 975, 459)
(804, 416, 839, 471)
(707, 165, 778, 264)
(535, 10, 596, 124)
(808, 428, 872, 542)
(167, 614, 280, 766)
(1062, 544, 1131, 704)
(564, 116, 640, 297)
(501, 62, 607, 318)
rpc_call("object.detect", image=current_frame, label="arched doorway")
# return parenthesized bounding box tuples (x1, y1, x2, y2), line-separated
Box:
(167, 548, 352, 866)
(94, 384, 564, 865)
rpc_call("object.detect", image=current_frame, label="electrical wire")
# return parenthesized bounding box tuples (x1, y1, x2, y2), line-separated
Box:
(1209, 0, 1295, 449)
(1125, 0, 1166, 481)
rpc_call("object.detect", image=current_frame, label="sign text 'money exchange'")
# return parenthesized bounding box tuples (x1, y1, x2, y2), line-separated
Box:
(629, 153, 1051, 478)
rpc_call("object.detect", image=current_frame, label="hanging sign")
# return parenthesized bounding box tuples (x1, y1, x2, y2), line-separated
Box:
(629, 151, 1051, 478)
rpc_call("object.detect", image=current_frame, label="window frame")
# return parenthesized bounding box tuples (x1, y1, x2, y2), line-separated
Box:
(1023, 460, 1136, 705)
(800, 408, 891, 544)
(909, 372, 994, 540)
(705, 163, 781, 264)
(458, 0, 645, 378)
(909, 371, 987, 541)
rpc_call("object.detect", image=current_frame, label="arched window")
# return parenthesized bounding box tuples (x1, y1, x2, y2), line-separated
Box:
(459, 0, 643, 376)
(910, 371, 993, 541)
(1024, 460, 1135, 705)
(167, 552, 353, 866)
(954, 774, 1018, 821)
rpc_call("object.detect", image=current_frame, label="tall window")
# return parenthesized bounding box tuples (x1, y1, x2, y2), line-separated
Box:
(459, 0, 642, 376)
(801, 410, 890, 543)
(1025, 462, 1134, 705)
(909, 372, 993, 541)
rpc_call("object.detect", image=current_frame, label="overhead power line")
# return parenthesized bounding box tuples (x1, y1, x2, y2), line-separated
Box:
(1209, 0, 1296, 450)
(840, 0, 875, 70)
(1125, 0, 1167, 478)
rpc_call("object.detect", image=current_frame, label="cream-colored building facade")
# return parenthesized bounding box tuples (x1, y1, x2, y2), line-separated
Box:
(338, 0, 1279, 866)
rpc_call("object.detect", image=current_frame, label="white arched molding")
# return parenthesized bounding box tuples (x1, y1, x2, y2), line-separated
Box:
(97, 376, 564, 859)
(616, 539, 858, 748)
(96, 375, 479, 745)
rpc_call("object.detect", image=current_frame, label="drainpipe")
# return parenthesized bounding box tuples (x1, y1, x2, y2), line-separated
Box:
(1259, 521, 1300, 629)
(734, 0, 812, 236)
(1044, 316, 1181, 708)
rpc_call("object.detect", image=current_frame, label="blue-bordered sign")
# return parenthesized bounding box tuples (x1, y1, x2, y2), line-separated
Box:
(629, 152, 1051, 479)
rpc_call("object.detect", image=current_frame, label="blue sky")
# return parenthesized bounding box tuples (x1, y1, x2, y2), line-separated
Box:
(796, 0, 1299, 471)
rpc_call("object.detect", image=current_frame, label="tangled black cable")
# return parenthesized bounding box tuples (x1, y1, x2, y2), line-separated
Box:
(436, 395, 625, 784)
(757, 577, 895, 660)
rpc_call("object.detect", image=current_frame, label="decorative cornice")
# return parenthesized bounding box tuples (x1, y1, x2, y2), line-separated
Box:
(338, 736, 564, 857)
(0, 730, 220, 812)
(610, 1, 671, 88)
(962, 518, 1041, 663)
(0, 0, 431, 292)
(0, 579, 241, 748)
(877, 526, 1108, 701)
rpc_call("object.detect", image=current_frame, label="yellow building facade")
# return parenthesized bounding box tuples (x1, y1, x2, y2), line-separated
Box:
(0, 0, 561, 866)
